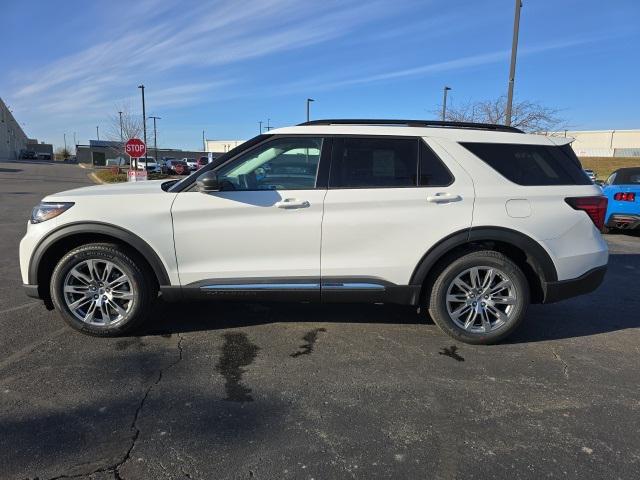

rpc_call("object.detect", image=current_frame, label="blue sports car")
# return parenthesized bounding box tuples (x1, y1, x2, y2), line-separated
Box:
(601, 166, 640, 232)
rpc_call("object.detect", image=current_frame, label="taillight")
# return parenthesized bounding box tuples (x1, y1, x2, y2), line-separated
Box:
(614, 192, 636, 202)
(565, 196, 608, 230)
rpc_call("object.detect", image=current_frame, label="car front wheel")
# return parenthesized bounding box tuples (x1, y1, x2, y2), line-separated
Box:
(428, 250, 529, 345)
(50, 243, 155, 336)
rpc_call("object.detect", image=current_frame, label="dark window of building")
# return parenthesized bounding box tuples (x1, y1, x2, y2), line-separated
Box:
(330, 137, 418, 188)
(461, 142, 592, 186)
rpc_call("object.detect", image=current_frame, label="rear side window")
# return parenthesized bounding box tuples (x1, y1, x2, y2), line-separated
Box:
(461, 142, 592, 186)
(330, 137, 418, 188)
(420, 141, 453, 186)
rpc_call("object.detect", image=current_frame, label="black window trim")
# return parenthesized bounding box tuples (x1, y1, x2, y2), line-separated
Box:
(326, 134, 455, 190)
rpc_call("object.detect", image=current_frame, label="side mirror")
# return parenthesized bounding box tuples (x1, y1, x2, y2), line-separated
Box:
(196, 171, 221, 192)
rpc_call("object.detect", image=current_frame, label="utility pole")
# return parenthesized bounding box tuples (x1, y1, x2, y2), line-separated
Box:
(505, 0, 522, 126)
(63, 133, 67, 156)
(306, 98, 314, 122)
(138, 84, 148, 169)
(258, 121, 263, 134)
(265, 118, 272, 131)
(202, 130, 206, 152)
(96, 126, 100, 140)
(73, 132, 76, 154)
(118, 111, 124, 142)
(149, 116, 161, 166)
(441, 86, 451, 121)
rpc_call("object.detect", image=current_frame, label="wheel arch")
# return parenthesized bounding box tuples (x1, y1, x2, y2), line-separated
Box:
(410, 226, 557, 304)
(30, 222, 171, 306)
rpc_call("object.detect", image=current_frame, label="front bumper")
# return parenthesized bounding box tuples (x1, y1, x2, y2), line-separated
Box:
(606, 213, 640, 230)
(542, 265, 607, 303)
(23, 284, 41, 299)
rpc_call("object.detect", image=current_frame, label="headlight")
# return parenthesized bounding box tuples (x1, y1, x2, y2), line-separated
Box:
(30, 202, 74, 224)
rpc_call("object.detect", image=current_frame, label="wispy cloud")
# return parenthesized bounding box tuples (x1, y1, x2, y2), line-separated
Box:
(279, 35, 609, 94)
(8, 0, 393, 118)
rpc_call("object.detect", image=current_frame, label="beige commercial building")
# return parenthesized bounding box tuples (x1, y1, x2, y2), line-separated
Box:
(205, 139, 244, 154)
(554, 129, 640, 158)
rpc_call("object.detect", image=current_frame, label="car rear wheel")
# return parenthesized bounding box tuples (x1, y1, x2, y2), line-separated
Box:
(428, 250, 529, 345)
(50, 243, 155, 336)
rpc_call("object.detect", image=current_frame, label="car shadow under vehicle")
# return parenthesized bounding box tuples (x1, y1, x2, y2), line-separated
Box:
(136, 254, 639, 344)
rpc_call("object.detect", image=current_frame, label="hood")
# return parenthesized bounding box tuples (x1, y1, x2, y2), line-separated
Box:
(44, 179, 170, 201)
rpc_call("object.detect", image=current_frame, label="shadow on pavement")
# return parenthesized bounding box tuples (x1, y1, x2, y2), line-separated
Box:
(136, 254, 639, 343)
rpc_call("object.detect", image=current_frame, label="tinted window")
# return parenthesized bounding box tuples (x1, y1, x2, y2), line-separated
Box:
(216, 137, 322, 190)
(330, 137, 418, 188)
(419, 141, 453, 186)
(461, 142, 591, 186)
(613, 168, 640, 185)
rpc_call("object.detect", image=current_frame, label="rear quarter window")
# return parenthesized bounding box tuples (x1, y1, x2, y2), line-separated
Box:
(461, 142, 592, 186)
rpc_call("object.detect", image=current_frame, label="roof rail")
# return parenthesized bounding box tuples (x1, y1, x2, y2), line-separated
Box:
(298, 119, 524, 133)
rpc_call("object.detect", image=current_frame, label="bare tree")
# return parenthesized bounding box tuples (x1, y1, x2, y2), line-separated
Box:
(106, 103, 143, 143)
(54, 146, 72, 161)
(442, 96, 565, 133)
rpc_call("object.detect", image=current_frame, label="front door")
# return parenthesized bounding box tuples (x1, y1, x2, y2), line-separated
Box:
(171, 136, 327, 298)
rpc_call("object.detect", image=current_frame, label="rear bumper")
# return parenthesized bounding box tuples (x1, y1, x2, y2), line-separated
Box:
(542, 265, 607, 303)
(606, 213, 640, 230)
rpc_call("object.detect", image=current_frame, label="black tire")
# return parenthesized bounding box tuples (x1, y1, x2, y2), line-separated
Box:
(50, 243, 156, 336)
(427, 250, 529, 345)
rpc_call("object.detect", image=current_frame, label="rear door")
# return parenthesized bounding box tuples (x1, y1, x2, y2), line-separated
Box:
(320, 136, 475, 292)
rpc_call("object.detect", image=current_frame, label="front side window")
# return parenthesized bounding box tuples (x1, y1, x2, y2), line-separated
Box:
(216, 137, 322, 191)
(330, 137, 418, 188)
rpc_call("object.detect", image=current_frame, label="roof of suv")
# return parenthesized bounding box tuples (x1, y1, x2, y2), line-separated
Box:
(269, 119, 559, 146)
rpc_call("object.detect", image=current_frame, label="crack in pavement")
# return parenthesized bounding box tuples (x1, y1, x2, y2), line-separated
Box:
(551, 347, 569, 379)
(46, 333, 185, 480)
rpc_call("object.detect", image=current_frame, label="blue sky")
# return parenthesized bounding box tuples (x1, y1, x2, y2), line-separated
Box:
(1, 0, 638, 150)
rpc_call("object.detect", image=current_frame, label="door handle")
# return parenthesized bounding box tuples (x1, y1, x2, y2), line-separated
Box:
(275, 198, 310, 209)
(427, 193, 462, 204)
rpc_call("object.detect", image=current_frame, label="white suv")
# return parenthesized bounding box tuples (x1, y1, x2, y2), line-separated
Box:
(19, 120, 608, 344)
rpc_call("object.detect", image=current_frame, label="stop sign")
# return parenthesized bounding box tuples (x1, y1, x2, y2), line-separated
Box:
(125, 138, 146, 158)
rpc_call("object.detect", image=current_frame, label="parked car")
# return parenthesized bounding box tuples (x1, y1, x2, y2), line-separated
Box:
(38, 153, 52, 161)
(165, 159, 189, 175)
(134, 157, 160, 172)
(19, 119, 608, 344)
(601, 167, 640, 232)
(21, 150, 38, 160)
(183, 158, 197, 171)
(196, 157, 209, 169)
(584, 169, 597, 183)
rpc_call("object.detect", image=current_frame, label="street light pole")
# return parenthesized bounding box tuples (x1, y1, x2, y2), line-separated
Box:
(118, 111, 124, 142)
(96, 126, 100, 140)
(149, 116, 161, 167)
(138, 84, 148, 169)
(73, 132, 76, 155)
(306, 98, 314, 122)
(202, 130, 206, 152)
(441, 86, 451, 121)
(505, 0, 522, 126)
(63, 133, 67, 157)
(258, 121, 263, 134)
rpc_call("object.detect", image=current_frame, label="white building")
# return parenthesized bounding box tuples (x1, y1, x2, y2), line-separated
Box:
(0, 97, 29, 160)
(205, 139, 244, 154)
(552, 129, 640, 157)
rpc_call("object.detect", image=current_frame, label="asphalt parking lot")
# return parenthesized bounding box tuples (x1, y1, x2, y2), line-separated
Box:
(1, 160, 639, 480)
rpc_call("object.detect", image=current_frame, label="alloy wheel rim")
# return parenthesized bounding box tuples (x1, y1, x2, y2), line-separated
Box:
(445, 266, 517, 333)
(63, 259, 134, 326)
